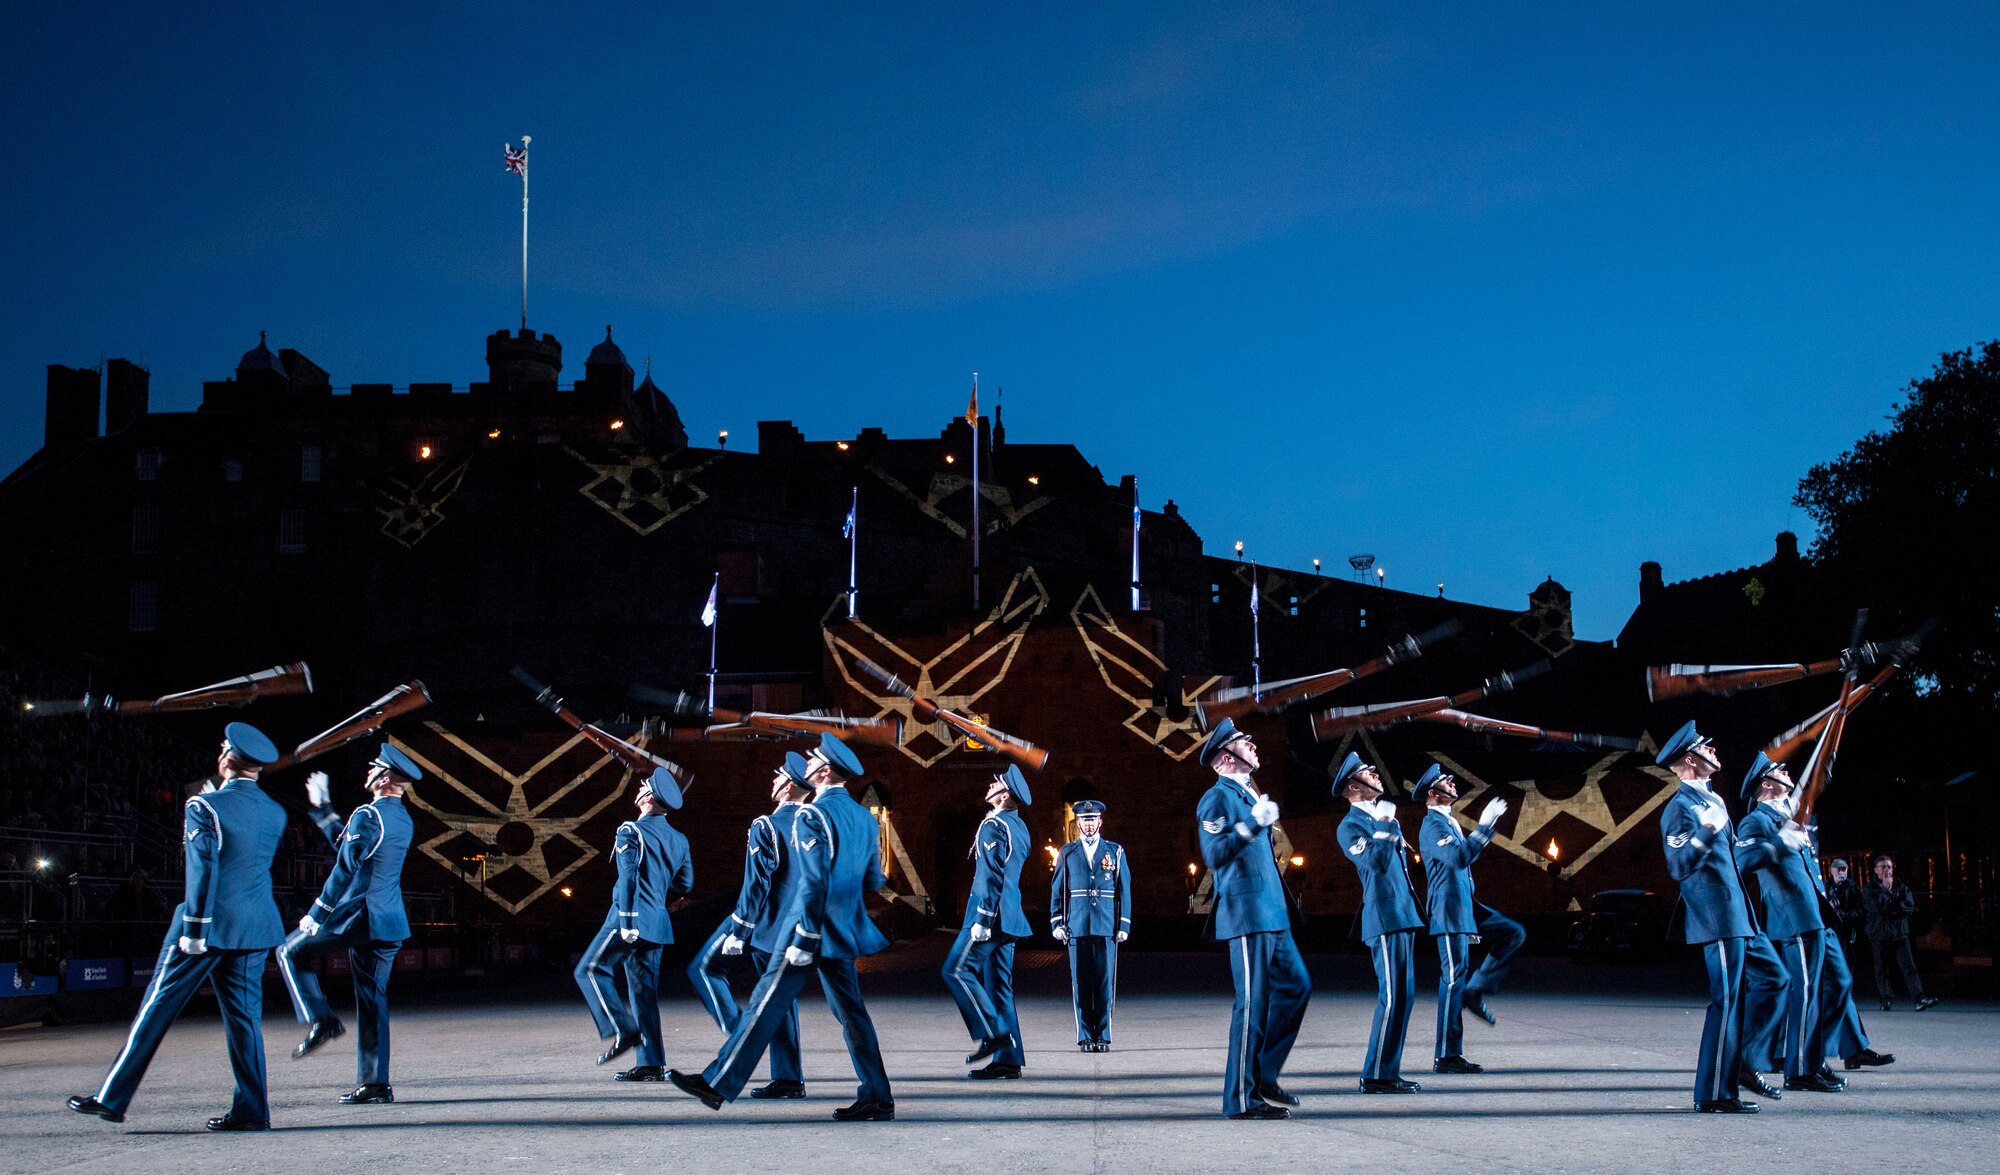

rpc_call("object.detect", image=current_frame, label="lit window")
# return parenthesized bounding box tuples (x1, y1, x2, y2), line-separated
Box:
(136, 449, 161, 481)
(1211, 582, 1221, 605)
(277, 509, 306, 554)
(131, 505, 159, 555)
(300, 445, 321, 482)
(1359, 606, 1368, 630)
(129, 582, 157, 632)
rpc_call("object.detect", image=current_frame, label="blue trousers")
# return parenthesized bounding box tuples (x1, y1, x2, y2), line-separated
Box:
(1694, 938, 1747, 1104)
(942, 927, 1023, 1065)
(1067, 936, 1118, 1045)
(1364, 929, 1416, 1081)
(1465, 903, 1527, 996)
(1772, 929, 1827, 1077)
(1222, 929, 1311, 1116)
(1434, 932, 1473, 1059)
(1737, 932, 1792, 1073)
(573, 923, 664, 1067)
(95, 936, 270, 1121)
(687, 922, 801, 1083)
(703, 952, 891, 1105)
(276, 926, 401, 1085)
(1820, 933, 1872, 1059)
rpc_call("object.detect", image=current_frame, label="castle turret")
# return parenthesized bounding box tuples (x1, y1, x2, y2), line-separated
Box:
(485, 327, 563, 387)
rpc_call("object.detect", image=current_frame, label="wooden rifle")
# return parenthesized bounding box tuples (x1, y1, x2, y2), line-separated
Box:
(1195, 618, 1462, 728)
(512, 667, 691, 788)
(188, 680, 430, 794)
(27, 662, 313, 717)
(1645, 657, 1842, 702)
(1761, 617, 1938, 763)
(1791, 610, 1869, 827)
(1309, 659, 1548, 742)
(1414, 708, 1642, 751)
(853, 657, 1048, 771)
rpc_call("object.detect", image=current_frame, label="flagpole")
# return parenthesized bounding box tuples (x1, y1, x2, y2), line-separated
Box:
(519, 135, 531, 331)
(705, 570, 720, 711)
(1129, 479, 1142, 612)
(970, 372, 982, 612)
(1250, 560, 1262, 700)
(846, 485, 860, 619)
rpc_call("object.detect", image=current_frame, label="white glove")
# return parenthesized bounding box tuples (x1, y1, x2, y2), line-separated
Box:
(1478, 797, 1509, 827)
(1052, 927, 1069, 944)
(1371, 828, 1396, 840)
(784, 946, 814, 967)
(1251, 798, 1280, 828)
(619, 928, 640, 944)
(970, 923, 993, 943)
(306, 771, 331, 808)
(178, 936, 207, 955)
(1780, 826, 1812, 852)
(1233, 821, 1253, 838)
(1698, 802, 1728, 832)
(721, 933, 745, 956)
(299, 914, 321, 936)
(1115, 931, 1128, 943)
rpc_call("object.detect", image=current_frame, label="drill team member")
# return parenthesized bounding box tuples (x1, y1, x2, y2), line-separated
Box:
(1337, 753, 1425, 1093)
(1049, 799, 1130, 1052)
(1196, 718, 1310, 1120)
(69, 723, 288, 1131)
(1412, 763, 1514, 1074)
(575, 768, 692, 1081)
(687, 752, 813, 1098)
(278, 745, 421, 1105)
(944, 764, 1035, 1079)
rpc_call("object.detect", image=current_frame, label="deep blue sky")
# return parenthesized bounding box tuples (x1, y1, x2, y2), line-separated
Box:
(8, 2, 1997, 639)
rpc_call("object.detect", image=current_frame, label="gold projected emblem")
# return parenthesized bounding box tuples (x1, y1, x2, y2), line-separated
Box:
(373, 457, 471, 548)
(1433, 752, 1679, 880)
(825, 569, 1048, 766)
(1069, 584, 1219, 760)
(393, 723, 634, 914)
(567, 447, 720, 535)
(865, 463, 1052, 538)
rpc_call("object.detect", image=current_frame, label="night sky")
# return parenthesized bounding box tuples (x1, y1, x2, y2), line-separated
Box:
(8, 2, 1997, 639)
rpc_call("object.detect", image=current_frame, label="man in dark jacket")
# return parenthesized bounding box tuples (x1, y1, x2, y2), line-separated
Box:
(1862, 856, 1937, 1011)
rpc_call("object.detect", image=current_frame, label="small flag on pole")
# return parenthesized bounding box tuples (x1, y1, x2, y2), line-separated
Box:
(700, 581, 718, 627)
(843, 503, 856, 540)
(966, 376, 979, 425)
(504, 143, 527, 175)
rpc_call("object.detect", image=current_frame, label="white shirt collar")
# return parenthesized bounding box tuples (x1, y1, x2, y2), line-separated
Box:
(1357, 798, 1396, 820)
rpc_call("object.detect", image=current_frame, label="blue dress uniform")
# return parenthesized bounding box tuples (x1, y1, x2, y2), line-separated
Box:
(277, 743, 419, 1092)
(1415, 766, 1525, 1063)
(688, 753, 811, 1090)
(943, 765, 1034, 1071)
(1049, 800, 1131, 1048)
(1734, 753, 1832, 1084)
(687, 735, 894, 1116)
(76, 723, 288, 1127)
(575, 769, 693, 1072)
(1655, 721, 1782, 1109)
(1336, 754, 1425, 1087)
(1195, 719, 1311, 1118)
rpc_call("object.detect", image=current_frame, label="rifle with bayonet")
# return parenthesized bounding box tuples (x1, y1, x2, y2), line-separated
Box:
(513, 668, 692, 788)
(1195, 618, 1462, 729)
(1791, 610, 1870, 827)
(1414, 709, 1642, 751)
(1308, 659, 1548, 741)
(25, 662, 313, 717)
(853, 658, 1047, 771)
(1761, 617, 1939, 762)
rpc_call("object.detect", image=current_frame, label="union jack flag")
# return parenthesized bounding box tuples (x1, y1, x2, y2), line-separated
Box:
(504, 143, 527, 175)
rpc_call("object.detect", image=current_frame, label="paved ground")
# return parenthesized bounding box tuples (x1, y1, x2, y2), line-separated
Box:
(3, 942, 1995, 1173)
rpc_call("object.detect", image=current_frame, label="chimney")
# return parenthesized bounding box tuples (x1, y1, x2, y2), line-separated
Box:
(1639, 561, 1664, 603)
(105, 358, 150, 433)
(44, 364, 100, 450)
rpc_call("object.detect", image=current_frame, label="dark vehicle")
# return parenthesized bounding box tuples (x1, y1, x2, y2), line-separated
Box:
(1567, 888, 1670, 961)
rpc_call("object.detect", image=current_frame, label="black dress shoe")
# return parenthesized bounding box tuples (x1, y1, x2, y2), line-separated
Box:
(968, 1062, 1022, 1080)
(1844, 1049, 1895, 1069)
(1696, 1098, 1758, 1114)
(1359, 1077, 1416, 1094)
(1465, 994, 1497, 1026)
(965, 1034, 1009, 1065)
(1078, 1042, 1094, 1053)
(1229, 1102, 1290, 1119)
(1433, 1055, 1485, 1074)
(1915, 995, 1939, 1011)
(667, 1069, 724, 1110)
(293, 1016, 346, 1061)
(1737, 1069, 1781, 1099)
(832, 1099, 895, 1121)
(615, 1066, 665, 1082)
(1092, 1042, 1111, 1052)
(66, 1095, 124, 1123)
(1783, 1072, 1845, 1092)
(206, 1113, 270, 1131)
(749, 1079, 806, 1099)
(1880, 998, 1893, 1011)
(339, 1084, 394, 1104)
(1813, 1065, 1848, 1090)
(1394, 1078, 1422, 1092)
(1254, 1081, 1299, 1107)
(598, 1030, 641, 1066)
